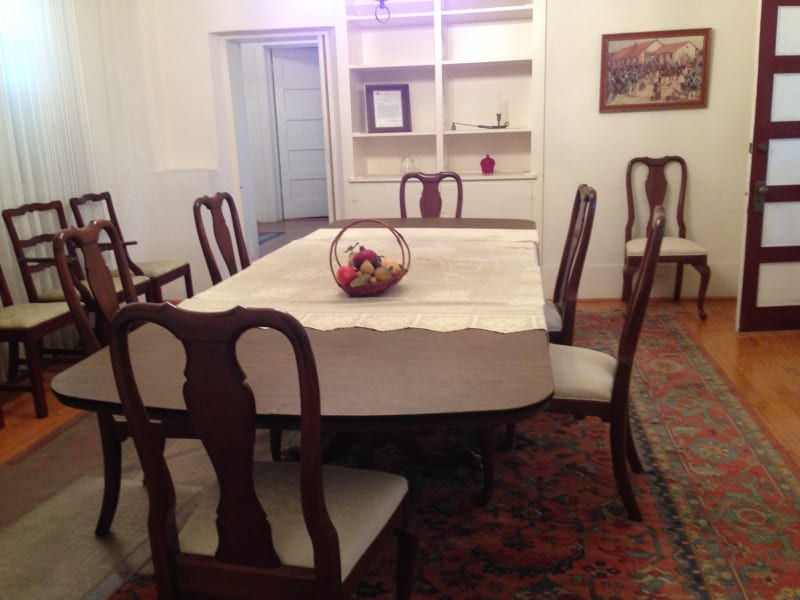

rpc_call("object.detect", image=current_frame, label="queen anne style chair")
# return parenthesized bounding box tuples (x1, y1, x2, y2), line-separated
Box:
(193, 192, 283, 460)
(193, 192, 251, 285)
(70, 192, 194, 302)
(399, 171, 463, 218)
(623, 155, 710, 319)
(109, 302, 416, 600)
(0, 262, 74, 420)
(53, 219, 164, 537)
(548, 205, 666, 521)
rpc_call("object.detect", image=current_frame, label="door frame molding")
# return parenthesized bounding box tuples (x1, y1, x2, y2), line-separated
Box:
(210, 28, 339, 256)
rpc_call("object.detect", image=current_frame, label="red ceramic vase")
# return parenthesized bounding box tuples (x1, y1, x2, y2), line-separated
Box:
(480, 154, 495, 175)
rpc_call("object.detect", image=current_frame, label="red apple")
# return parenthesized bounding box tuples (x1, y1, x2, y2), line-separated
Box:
(336, 265, 358, 285)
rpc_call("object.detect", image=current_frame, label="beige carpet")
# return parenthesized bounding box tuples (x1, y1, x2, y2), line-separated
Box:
(0, 474, 203, 600)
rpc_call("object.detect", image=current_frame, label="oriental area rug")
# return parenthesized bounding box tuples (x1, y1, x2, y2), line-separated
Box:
(109, 309, 800, 599)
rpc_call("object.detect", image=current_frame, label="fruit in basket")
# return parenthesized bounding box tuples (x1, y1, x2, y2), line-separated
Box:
(374, 266, 392, 282)
(336, 265, 358, 285)
(353, 246, 380, 269)
(350, 273, 372, 287)
(359, 259, 375, 275)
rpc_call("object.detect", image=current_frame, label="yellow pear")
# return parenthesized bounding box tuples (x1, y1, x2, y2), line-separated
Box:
(359, 260, 375, 275)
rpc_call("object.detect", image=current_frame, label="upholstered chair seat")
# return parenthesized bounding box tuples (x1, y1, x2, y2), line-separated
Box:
(181, 462, 408, 580)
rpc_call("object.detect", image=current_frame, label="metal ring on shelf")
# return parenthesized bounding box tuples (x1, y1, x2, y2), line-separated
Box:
(375, 0, 390, 23)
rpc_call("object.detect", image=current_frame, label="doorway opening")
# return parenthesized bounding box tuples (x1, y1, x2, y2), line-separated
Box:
(221, 30, 336, 254)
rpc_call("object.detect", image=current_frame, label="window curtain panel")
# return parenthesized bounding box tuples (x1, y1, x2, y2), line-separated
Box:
(0, 0, 94, 361)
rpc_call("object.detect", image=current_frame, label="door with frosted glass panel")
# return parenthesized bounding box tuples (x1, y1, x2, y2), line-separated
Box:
(740, 0, 800, 331)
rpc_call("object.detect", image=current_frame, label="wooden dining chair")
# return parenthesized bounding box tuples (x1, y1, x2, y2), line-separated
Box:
(193, 192, 250, 285)
(548, 205, 666, 521)
(52, 219, 158, 537)
(623, 155, 710, 319)
(109, 302, 417, 600)
(504, 184, 596, 448)
(399, 171, 463, 218)
(70, 191, 194, 302)
(0, 262, 74, 420)
(193, 191, 283, 460)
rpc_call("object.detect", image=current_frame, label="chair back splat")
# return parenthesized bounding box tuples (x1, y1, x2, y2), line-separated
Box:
(623, 155, 710, 319)
(109, 303, 416, 599)
(193, 192, 250, 285)
(53, 220, 141, 352)
(399, 171, 463, 218)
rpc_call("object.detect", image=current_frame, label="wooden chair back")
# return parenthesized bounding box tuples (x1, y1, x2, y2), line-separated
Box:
(69, 192, 143, 275)
(399, 171, 463, 218)
(2, 201, 81, 302)
(193, 192, 250, 285)
(550, 184, 596, 345)
(53, 220, 139, 352)
(109, 303, 342, 596)
(625, 155, 686, 243)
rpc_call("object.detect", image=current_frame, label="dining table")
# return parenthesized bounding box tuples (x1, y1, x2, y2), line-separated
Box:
(51, 217, 553, 530)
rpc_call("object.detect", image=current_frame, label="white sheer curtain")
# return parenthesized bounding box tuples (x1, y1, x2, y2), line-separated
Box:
(0, 0, 95, 300)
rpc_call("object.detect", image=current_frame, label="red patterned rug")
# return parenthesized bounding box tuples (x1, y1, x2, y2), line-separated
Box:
(109, 310, 800, 599)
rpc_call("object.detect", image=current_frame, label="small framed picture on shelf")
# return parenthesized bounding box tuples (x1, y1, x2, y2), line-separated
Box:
(600, 28, 711, 113)
(366, 84, 411, 133)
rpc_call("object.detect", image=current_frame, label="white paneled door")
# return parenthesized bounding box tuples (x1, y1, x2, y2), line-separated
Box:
(740, 0, 800, 330)
(271, 47, 329, 219)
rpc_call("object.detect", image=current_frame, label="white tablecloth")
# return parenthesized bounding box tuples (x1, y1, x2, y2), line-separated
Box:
(181, 227, 546, 333)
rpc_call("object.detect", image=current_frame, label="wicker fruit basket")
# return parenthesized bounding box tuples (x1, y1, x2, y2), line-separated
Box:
(329, 219, 410, 297)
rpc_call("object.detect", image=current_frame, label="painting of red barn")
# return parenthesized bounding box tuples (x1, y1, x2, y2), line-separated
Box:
(600, 28, 711, 112)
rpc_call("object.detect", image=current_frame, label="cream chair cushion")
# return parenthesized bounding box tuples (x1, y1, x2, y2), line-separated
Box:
(0, 302, 71, 329)
(626, 236, 706, 257)
(136, 259, 187, 279)
(549, 342, 617, 402)
(180, 462, 408, 580)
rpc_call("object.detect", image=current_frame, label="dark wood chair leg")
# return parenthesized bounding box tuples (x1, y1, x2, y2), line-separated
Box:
(7, 340, 20, 379)
(672, 262, 684, 301)
(501, 423, 516, 450)
(395, 528, 417, 600)
(95, 413, 123, 537)
(694, 262, 711, 320)
(626, 429, 644, 473)
(23, 338, 48, 418)
(476, 426, 495, 506)
(610, 420, 641, 521)
(270, 427, 283, 461)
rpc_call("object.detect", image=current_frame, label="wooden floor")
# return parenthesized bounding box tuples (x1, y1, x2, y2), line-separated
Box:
(2, 298, 799, 469)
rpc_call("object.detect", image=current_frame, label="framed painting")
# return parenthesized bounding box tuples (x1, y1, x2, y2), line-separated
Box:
(600, 28, 711, 112)
(366, 84, 411, 133)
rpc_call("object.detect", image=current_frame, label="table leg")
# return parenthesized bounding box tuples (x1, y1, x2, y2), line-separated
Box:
(95, 413, 122, 537)
(476, 426, 495, 506)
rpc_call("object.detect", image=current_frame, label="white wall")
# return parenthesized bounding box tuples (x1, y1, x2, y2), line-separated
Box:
(542, 0, 759, 299)
(72, 0, 759, 299)
(73, 0, 343, 294)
